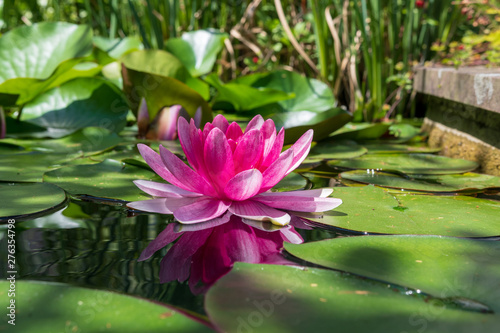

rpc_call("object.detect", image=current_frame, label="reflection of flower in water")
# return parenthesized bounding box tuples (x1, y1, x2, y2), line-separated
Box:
(127, 114, 342, 226)
(139, 214, 306, 294)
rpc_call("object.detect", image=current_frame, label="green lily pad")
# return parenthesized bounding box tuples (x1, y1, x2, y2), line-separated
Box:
(205, 73, 294, 112)
(205, 263, 499, 333)
(43, 159, 162, 201)
(1, 127, 122, 156)
(305, 140, 367, 162)
(165, 29, 228, 77)
(0, 22, 93, 105)
(4, 117, 47, 137)
(0, 141, 25, 153)
(301, 186, 500, 237)
(0, 280, 212, 332)
(329, 153, 479, 174)
(0, 152, 69, 182)
(328, 122, 391, 140)
(340, 170, 500, 193)
(122, 52, 211, 124)
(285, 236, 500, 312)
(0, 182, 66, 221)
(20, 78, 128, 138)
(386, 123, 420, 143)
(362, 142, 441, 154)
(235, 70, 336, 113)
(273, 108, 352, 144)
(272, 172, 309, 192)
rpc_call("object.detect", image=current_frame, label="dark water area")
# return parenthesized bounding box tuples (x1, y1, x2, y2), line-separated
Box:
(0, 198, 341, 316)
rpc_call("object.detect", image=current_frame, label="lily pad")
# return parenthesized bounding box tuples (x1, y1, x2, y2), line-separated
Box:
(93, 36, 142, 63)
(329, 153, 479, 174)
(205, 263, 499, 333)
(285, 236, 500, 312)
(272, 172, 309, 192)
(1, 127, 122, 156)
(0, 22, 93, 105)
(273, 108, 352, 144)
(43, 159, 162, 201)
(0, 280, 212, 332)
(340, 170, 500, 193)
(0, 182, 66, 221)
(305, 140, 367, 162)
(300, 185, 500, 237)
(20, 78, 128, 138)
(362, 142, 441, 154)
(328, 122, 391, 140)
(165, 29, 228, 77)
(0, 152, 68, 182)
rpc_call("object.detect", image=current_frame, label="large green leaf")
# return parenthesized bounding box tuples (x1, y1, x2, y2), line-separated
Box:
(165, 29, 228, 77)
(205, 263, 499, 333)
(301, 185, 500, 237)
(0, 280, 212, 332)
(122, 51, 211, 124)
(329, 153, 479, 174)
(0, 182, 66, 221)
(43, 159, 162, 202)
(93, 36, 142, 63)
(20, 78, 128, 138)
(234, 70, 335, 112)
(286, 236, 500, 312)
(362, 142, 441, 154)
(340, 170, 500, 193)
(305, 140, 367, 162)
(272, 108, 352, 144)
(205, 74, 293, 112)
(0, 22, 93, 105)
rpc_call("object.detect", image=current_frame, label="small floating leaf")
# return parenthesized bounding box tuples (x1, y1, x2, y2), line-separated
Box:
(0, 182, 66, 221)
(340, 170, 500, 193)
(329, 153, 479, 174)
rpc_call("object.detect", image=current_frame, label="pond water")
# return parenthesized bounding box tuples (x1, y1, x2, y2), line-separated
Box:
(2, 132, 500, 332)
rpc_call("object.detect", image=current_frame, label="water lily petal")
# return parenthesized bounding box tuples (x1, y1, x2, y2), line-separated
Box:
(229, 200, 291, 226)
(253, 194, 342, 212)
(280, 226, 304, 244)
(260, 127, 285, 170)
(133, 180, 202, 198)
(287, 129, 313, 173)
(173, 197, 231, 223)
(127, 198, 173, 214)
(204, 127, 235, 194)
(233, 129, 264, 173)
(159, 145, 216, 196)
(260, 148, 294, 192)
(258, 188, 333, 198)
(212, 114, 229, 133)
(173, 211, 232, 232)
(224, 169, 263, 201)
(138, 223, 180, 261)
(177, 117, 209, 179)
(193, 106, 202, 128)
(226, 122, 243, 141)
(203, 122, 215, 141)
(137, 144, 193, 192)
(245, 114, 264, 132)
(260, 119, 277, 160)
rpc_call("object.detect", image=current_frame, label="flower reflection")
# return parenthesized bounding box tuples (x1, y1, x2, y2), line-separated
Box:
(139, 214, 306, 294)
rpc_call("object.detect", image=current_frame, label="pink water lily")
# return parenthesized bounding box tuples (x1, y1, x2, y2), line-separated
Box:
(127, 114, 342, 225)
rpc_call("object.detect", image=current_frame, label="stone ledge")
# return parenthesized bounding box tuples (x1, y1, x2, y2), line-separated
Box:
(422, 119, 500, 176)
(414, 66, 500, 114)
